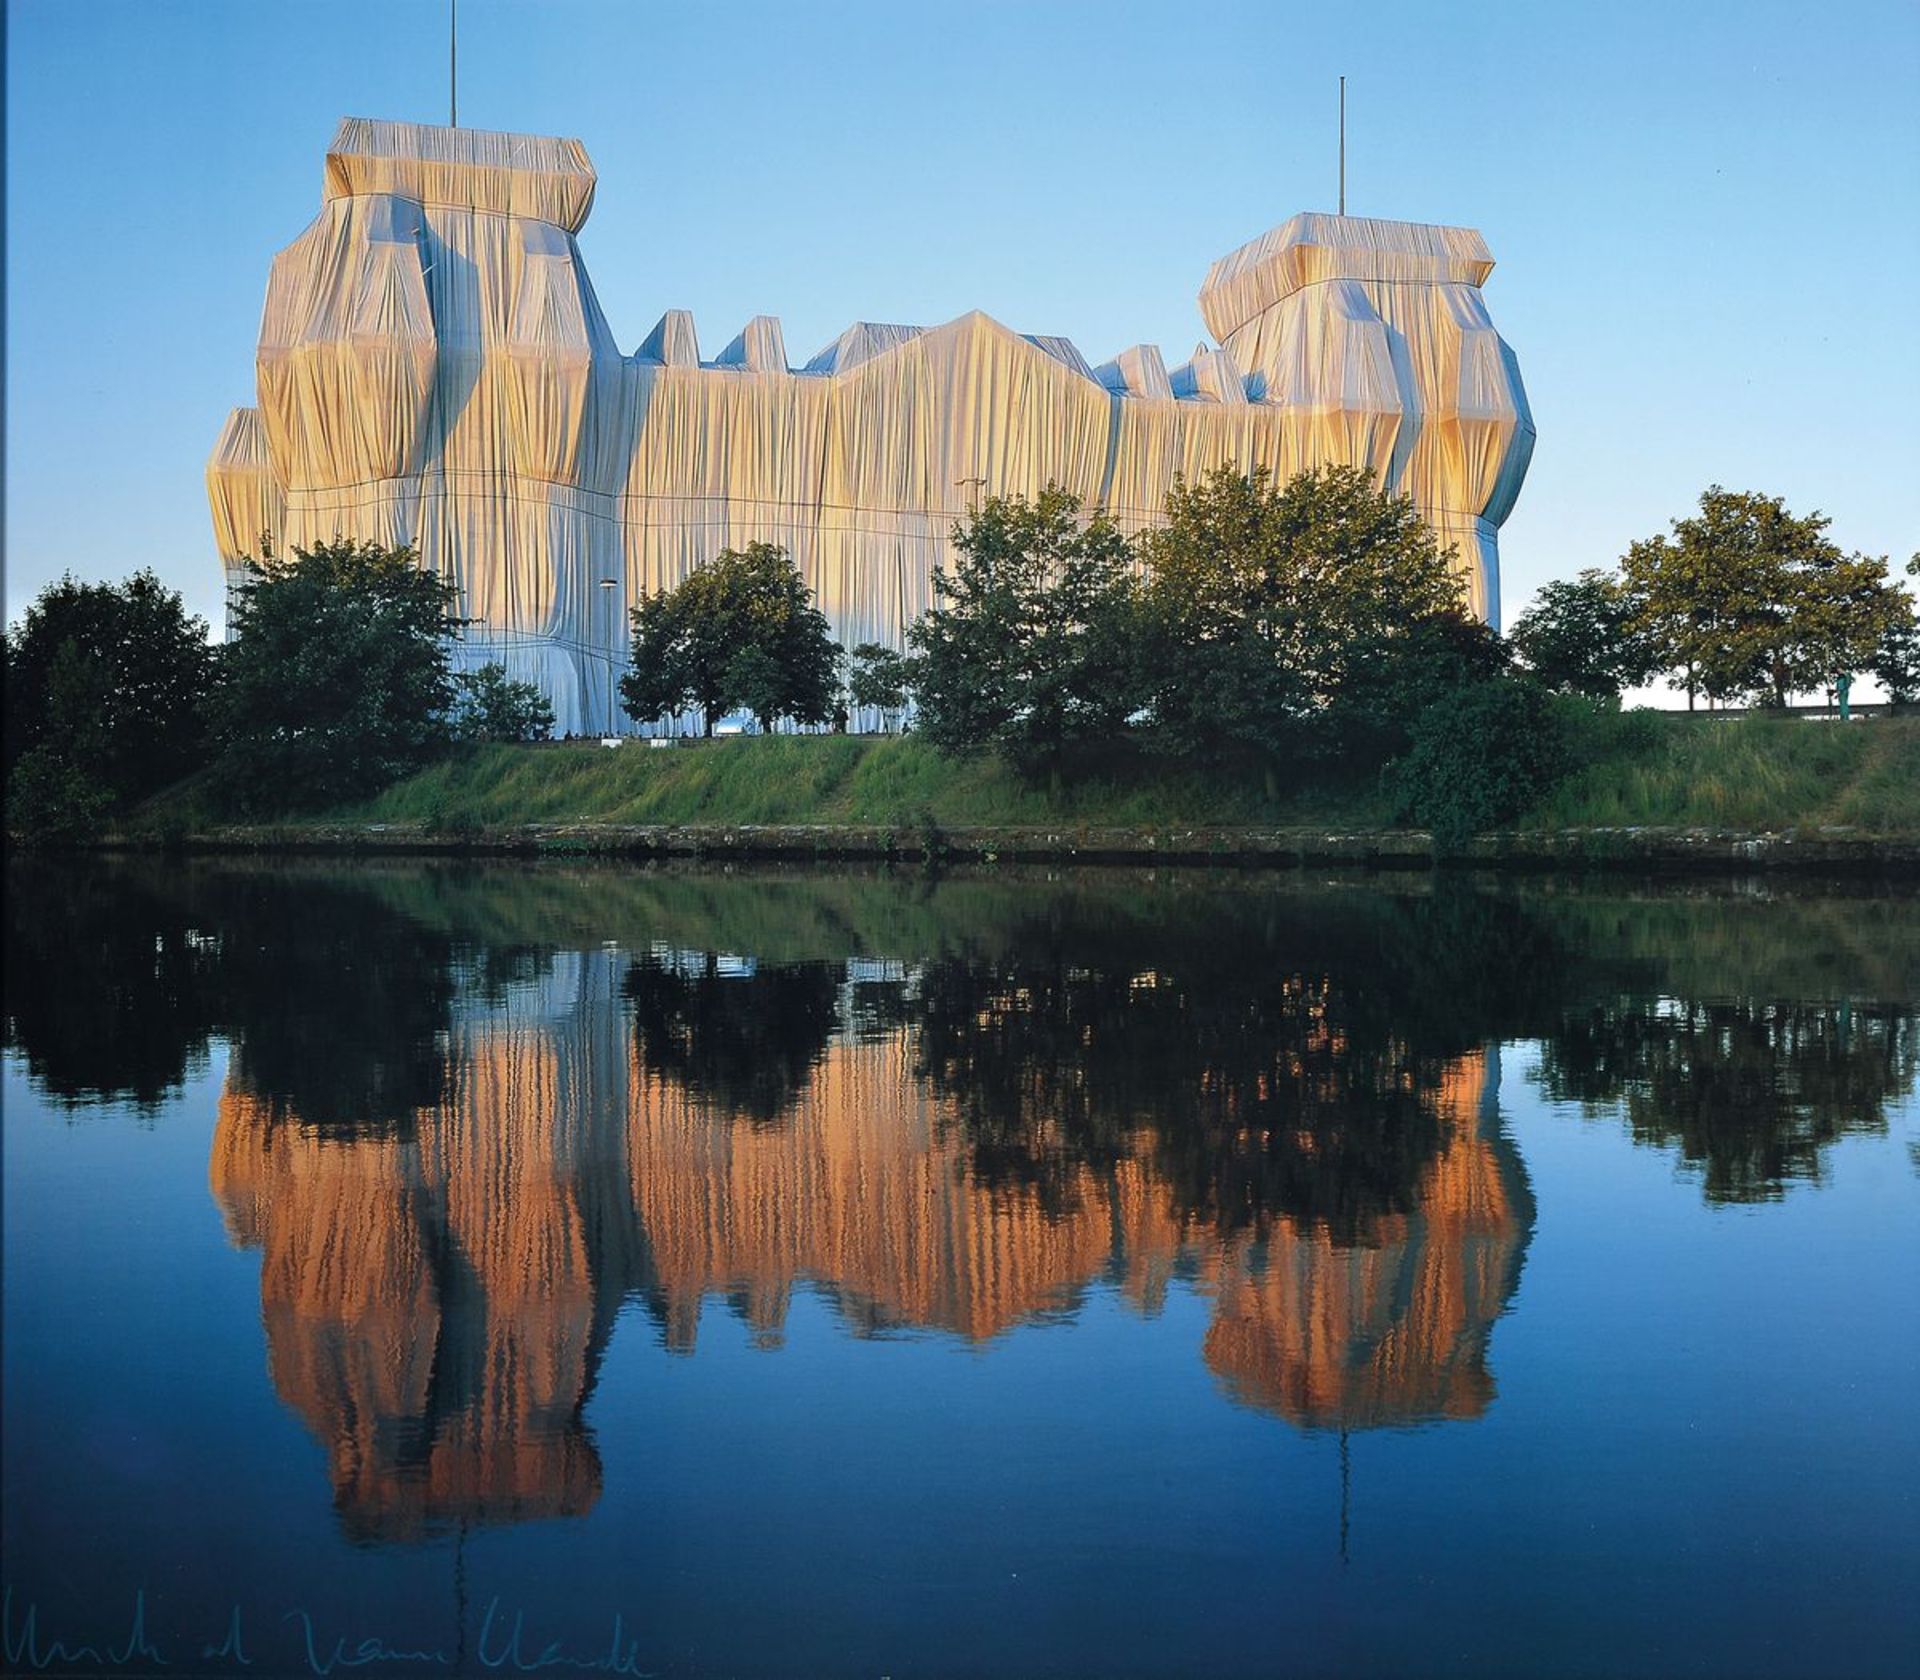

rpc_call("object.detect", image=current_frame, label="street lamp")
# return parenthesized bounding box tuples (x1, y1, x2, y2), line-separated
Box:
(598, 578, 619, 737)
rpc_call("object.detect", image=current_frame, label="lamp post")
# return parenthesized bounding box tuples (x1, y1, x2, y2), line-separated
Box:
(598, 577, 619, 737)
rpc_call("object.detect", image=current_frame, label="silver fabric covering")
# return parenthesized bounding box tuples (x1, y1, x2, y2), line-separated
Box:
(209, 120, 1534, 736)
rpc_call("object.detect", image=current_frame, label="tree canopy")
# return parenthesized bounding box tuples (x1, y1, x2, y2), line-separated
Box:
(1872, 568, 1920, 707)
(5, 571, 216, 793)
(4, 570, 217, 837)
(1141, 463, 1469, 770)
(846, 642, 912, 731)
(909, 485, 1142, 772)
(1620, 487, 1906, 708)
(1509, 569, 1653, 701)
(900, 466, 1533, 796)
(621, 542, 839, 735)
(217, 536, 465, 811)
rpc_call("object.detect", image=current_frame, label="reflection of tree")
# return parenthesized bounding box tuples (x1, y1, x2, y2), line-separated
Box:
(2, 859, 225, 1112)
(10, 857, 1918, 1542)
(916, 958, 1450, 1236)
(623, 954, 840, 1123)
(1200, 1053, 1534, 1430)
(2, 859, 451, 1127)
(908, 890, 1561, 1240)
(209, 871, 455, 1135)
(1535, 1001, 1918, 1202)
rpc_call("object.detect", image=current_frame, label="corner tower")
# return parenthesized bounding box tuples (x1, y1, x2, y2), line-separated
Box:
(1199, 214, 1534, 626)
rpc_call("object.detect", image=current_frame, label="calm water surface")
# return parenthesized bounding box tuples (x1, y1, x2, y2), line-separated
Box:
(3, 860, 1916, 1678)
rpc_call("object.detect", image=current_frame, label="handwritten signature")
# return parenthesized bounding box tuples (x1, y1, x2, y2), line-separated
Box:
(2, 1589, 657, 1675)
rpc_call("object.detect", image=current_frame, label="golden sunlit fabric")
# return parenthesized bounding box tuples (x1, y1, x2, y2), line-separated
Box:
(208, 119, 1534, 735)
(209, 937, 1526, 1541)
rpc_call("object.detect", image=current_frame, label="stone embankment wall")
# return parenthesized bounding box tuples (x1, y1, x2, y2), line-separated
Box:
(113, 823, 1920, 873)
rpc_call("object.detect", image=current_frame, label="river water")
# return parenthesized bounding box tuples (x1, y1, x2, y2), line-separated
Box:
(3, 859, 1916, 1678)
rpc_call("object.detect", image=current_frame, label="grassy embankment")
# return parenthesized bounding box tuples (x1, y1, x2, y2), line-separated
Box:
(290, 712, 1920, 836)
(1535, 711, 1919, 832)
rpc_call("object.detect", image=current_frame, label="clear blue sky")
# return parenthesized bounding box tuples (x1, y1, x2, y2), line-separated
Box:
(7, 0, 1918, 648)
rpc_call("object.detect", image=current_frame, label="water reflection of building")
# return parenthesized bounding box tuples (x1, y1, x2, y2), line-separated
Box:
(1198, 1053, 1533, 1428)
(209, 952, 643, 1543)
(629, 1034, 1139, 1348)
(210, 951, 1532, 1541)
(630, 1037, 1528, 1437)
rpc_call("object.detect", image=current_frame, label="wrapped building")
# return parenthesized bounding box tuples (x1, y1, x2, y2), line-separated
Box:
(208, 117, 1534, 736)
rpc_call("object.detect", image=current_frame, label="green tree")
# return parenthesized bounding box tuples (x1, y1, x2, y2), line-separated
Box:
(725, 644, 789, 735)
(1872, 575, 1920, 708)
(4, 569, 217, 805)
(1140, 464, 1465, 777)
(1621, 487, 1899, 709)
(1788, 550, 1907, 705)
(217, 537, 464, 811)
(765, 611, 841, 734)
(908, 485, 1143, 774)
(449, 662, 556, 743)
(1325, 608, 1512, 767)
(846, 642, 911, 731)
(621, 543, 838, 735)
(1509, 569, 1652, 700)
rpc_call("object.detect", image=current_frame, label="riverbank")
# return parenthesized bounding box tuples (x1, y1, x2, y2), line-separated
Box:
(111, 818, 1920, 871)
(109, 713, 1920, 871)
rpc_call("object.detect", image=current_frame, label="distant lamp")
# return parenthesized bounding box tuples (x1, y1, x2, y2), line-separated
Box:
(598, 578, 620, 738)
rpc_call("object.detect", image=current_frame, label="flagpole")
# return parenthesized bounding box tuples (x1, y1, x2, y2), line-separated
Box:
(1338, 76, 1346, 216)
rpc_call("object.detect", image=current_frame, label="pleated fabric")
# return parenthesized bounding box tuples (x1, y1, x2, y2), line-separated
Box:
(210, 120, 1533, 735)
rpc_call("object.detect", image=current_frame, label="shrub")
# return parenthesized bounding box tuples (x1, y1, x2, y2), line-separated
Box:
(1549, 695, 1662, 771)
(1391, 679, 1569, 851)
(450, 662, 556, 743)
(5, 748, 113, 845)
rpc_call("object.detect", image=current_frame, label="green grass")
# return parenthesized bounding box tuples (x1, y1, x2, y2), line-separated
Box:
(327, 735, 1392, 831)
(132, 712, 1920, 838)
(1530, 713, 1920, 832)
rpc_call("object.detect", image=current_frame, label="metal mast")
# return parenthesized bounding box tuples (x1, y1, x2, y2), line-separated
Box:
(1338, 76, 1346, 215)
